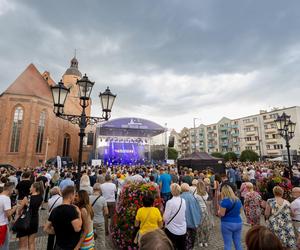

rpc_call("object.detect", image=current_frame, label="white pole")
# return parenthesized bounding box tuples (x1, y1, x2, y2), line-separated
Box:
(44, 137, 50, 164)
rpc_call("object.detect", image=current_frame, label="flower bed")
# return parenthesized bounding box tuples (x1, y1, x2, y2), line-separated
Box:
(111, 182, 162, 249)
(257, 176, 293, 201)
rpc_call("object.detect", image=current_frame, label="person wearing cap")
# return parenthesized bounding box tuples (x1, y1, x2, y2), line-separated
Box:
(291, 187, 300, 247)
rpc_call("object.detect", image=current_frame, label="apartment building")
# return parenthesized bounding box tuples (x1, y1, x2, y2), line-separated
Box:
(171, 106, 300, 158)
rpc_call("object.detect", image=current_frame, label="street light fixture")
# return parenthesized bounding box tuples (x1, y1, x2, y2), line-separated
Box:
(274, 112, 296, 179)
(50, 74, 116, 189)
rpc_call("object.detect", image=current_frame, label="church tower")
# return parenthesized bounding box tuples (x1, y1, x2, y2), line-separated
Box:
(61, 56, 91, 116)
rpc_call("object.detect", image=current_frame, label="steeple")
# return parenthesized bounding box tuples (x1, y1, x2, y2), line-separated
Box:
(64, 54, 82, 77)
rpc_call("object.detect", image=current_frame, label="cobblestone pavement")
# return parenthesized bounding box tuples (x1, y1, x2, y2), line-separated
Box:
(10, 209, 250, 249)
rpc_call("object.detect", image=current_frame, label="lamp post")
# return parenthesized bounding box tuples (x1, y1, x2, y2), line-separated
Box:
(274, 112, 296, 179)
(50, 74, 116, 189)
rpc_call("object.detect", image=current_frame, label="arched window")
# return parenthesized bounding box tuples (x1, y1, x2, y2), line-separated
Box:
(63, 134, 70, 156)
(10, 107, 23, 152)
(36, 111, 46, 153)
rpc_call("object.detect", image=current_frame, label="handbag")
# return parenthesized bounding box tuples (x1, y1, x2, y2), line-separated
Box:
(12, 206, 31, 233)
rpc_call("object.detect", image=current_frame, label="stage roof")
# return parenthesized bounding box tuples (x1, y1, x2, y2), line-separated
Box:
(97, 117, 165, 138)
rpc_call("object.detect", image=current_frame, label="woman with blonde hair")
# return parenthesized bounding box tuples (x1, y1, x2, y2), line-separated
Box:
(218, 184, 243, 250)
(164, 183, 186, 250)
(80, 174, 93, 195)
(244, 182, 262, 226)
(194, 180, 212, 247)
(265, 186, 296, 248)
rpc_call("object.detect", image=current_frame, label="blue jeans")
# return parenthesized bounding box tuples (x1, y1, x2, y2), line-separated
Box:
(161, 192, 172, 203)
(221, 222, 242, 250)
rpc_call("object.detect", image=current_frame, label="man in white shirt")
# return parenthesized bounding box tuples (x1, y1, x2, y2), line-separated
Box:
(0, 182, 17, 250)
(90, 183, 108, 249)
(46, 186, 63, 250)
(291, 187, 300, 247)
(100, 175, 116, 235)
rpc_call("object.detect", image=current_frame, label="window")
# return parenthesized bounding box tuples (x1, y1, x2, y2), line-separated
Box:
(63, 134, 70, 156)
(263, 115, 267, 120)
(87, 132, 94, 146)
(253, 117, 258, 122)
(10, 107, 24, 152)
(272, 134, 276, 139)
(265, 134, 269, 139)
(267, 145, 270, 149)
(36, 111, 46, 153)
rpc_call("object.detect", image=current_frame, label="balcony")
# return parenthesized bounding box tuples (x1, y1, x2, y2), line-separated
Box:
(266, 149, 281, 155)
(244, 122, 256, 127)
(245, 130, 256, 136)
(208, 144, 215, 148)
(264, 118, 276, 124)
(231, 124, 239, 129)
(246, 140, 257, 145)
(265, 128, 277, 134)
(220, 126, 229, 131)
(231, 132, 239, 137)
(233, 141, 239, 145)
(208, 137, 215, 141)
(222, 142, 229, 147)
(220, 134, 228, 139)
(266, 138, 278, 144)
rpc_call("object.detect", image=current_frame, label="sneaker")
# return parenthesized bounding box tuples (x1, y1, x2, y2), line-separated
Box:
(199, 243, 203, 247)
(204, 243, 208, 247)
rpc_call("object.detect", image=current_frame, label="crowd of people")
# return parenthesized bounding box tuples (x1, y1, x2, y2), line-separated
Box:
(0, 160, 300, 250)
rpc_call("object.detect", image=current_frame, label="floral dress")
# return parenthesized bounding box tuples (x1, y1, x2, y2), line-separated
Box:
(266, 198, 296, 248)
(244, 191, 262, 225)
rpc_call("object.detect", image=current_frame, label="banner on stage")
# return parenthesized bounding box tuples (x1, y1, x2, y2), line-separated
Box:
(92, 159, 102, 166)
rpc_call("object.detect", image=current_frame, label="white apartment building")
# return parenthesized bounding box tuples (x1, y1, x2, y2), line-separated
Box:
(171, 106, 300, 159)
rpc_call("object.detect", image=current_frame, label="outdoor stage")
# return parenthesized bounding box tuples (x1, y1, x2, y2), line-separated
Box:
(95, 117, 166, 165)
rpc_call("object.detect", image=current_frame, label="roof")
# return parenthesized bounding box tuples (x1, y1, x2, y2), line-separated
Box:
(98, 117, 165, 137)
(64, 57, 82, 77)
(179, 151, 223, 161)
(3, 64, 53, 101)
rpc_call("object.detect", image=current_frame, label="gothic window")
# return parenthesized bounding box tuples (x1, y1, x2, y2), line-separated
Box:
(36, 111, 46, 153)
(63, 134, 70, 156)
(10, 107, 23, 152)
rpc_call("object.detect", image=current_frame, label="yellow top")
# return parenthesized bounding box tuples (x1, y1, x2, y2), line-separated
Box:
(135, 207, 162, 235)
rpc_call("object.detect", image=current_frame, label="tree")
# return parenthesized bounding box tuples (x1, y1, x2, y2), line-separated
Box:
(211, 152, 224, 158)
(224, 151, 238, 162)
(240, 149, 259, 162)
(168, 147, 178, 160)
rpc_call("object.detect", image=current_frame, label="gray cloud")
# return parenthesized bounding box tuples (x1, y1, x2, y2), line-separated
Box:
(1, 0, 300, 130)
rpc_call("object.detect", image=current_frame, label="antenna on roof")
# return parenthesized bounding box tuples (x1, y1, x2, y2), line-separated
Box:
(74, 48, 77, 58)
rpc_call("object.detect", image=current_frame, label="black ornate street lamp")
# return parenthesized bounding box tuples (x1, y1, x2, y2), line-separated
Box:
(51, 74, 116, 188)
(274, 112, 296, 179)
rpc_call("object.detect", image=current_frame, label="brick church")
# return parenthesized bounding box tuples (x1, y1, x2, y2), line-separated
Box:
(0, 57, 93, 168)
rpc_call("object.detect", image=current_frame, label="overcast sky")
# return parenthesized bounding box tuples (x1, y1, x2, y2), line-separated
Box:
(1, 0, 300, 131)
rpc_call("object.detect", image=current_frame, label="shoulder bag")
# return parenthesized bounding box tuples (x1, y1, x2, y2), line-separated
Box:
(12, 206, 31, 233)
(92, 195, 102, 207)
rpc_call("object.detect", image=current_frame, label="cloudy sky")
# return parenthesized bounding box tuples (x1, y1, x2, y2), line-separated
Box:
(1, 0, 300, 131)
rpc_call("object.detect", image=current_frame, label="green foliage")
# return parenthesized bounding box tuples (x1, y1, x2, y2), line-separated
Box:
(211, 152, 224, 158)
(240, 149, 259, 162)
(224, 151, 238, 162)
(168, 147, 178, 160)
